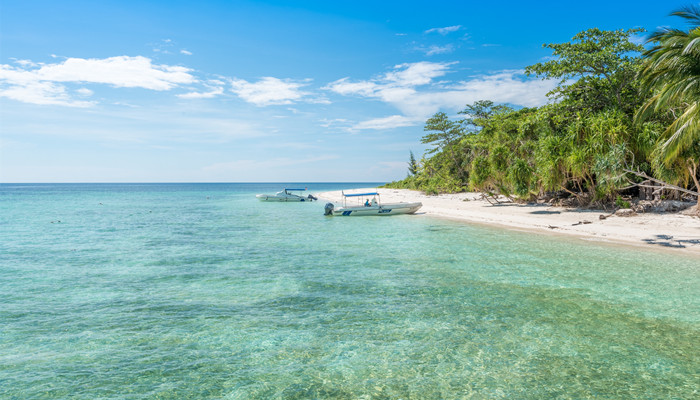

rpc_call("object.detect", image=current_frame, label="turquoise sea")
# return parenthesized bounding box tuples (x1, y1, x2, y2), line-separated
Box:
(1, 183, 698, 399)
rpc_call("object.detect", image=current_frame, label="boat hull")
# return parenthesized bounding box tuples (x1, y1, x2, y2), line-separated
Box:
(256, 194, 311, 202)
(331, 202, 422, 216)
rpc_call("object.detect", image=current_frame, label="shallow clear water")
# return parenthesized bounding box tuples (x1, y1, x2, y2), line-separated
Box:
(1, 183, 698, 399)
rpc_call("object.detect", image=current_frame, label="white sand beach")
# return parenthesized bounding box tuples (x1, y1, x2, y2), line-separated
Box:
(318, 188, 700, 256)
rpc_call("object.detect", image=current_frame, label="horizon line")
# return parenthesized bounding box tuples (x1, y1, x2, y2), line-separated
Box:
(0, 181, 388, 184)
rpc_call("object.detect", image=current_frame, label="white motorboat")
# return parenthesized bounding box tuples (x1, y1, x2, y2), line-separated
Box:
(324, 191, 422, 216)
(256, 188, 318, 202)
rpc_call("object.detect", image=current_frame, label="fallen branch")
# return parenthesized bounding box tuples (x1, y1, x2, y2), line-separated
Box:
(623, 169, 699, 199)
(479, 193, 499, 205)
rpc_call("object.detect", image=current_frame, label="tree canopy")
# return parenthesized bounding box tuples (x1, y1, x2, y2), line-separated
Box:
(525, 28, 645, 114)
(389, 22, 700, 208)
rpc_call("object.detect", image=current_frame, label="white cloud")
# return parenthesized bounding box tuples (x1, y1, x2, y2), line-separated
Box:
(229, 77, 311, 106)
(0, 55, 325, 108)
(384, 62, 454, 86)
(325, 62, 453, 128)
(319, 118, 350, 128)
(177, 86, 224, 99)
(151, 38, 176, 54)
(325, 61, 453, 98)
(76, 88, 93, 97)
(324, 78, 378, 97)
(326, 63, 557, 130)
(352, 115, 419, 130)
(36, 56, 194, 90)
(424, 45, 454, 56)
(14, 59, 39, 68)
(0, 56, 196, 106)
(180, 49, 193, 55)
(0, 78, 94, 107)
(453, 70, 557, 107)
(425, 25, 462, 35)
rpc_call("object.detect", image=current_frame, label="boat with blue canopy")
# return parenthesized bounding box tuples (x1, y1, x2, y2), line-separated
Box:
(324, 191, 422, 216)
(256, 188, 318, 202)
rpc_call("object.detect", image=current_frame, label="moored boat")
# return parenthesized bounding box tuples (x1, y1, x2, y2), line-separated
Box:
(324, 191, 422, 216)
(256, 188, 318, 202)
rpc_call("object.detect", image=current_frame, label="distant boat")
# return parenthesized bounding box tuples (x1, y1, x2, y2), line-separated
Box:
(256, 188, 318, 202)
(324, 191, 422, 216)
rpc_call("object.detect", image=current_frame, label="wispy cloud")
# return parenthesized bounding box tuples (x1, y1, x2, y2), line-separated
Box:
(177, 86, 224, 99)
(424, 25, 462, 35)
(385, 62, 454, 86)
(324, 79, 378, 97)
(76, 88, 93, 97)
(151, 38, 176, 54)
(177, 79, 226, 99)
(180, 49, 193, 55)
(325, 61, 454, 129)
(0, 56, 196, 106)
(352, 115, 419, 130)
(451, 70, 557, 107)
(326, 61, 454, 97)
(229, 77, 313, 106)
(37, 56, 194, 89)
(0, 55, 326, 108)
(13, 59, 40, 68)
(326, 64, 557, 130)
(319, 118, 350, 129)
(0, 79, 95, 107)
(423, 44, 455, 56)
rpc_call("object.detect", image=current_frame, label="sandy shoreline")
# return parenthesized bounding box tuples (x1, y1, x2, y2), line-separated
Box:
(318, 188, 700, 256)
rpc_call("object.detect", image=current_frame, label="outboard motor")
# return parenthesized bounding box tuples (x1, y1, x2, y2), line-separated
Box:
(324, 203, 334, 215)
(308, 194, 318, 201)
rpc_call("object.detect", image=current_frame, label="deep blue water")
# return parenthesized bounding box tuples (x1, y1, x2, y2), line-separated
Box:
(1, 183, 698, 399)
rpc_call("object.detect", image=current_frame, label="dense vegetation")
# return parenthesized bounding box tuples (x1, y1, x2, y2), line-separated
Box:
(386, 7, 700, 209)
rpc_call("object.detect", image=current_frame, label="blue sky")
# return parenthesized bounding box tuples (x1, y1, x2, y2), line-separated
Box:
(0, 0, 690, 182)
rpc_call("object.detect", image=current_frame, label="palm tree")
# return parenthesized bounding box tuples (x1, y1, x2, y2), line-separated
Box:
(637, 5, 700, 204)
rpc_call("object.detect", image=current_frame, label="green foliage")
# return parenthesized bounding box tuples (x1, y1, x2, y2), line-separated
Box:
(594, 144, 632, 200)
(408, 151, 418, 176)
(615, 196, 631, 209)
(636, 5, 700, 166)
(469, 156, 490, 190)
(421, 112, 463, 154)
(384, 25, 699, 206)
(508, 159, 533, 197)
(489, 145, 509, 172)
(458, 100, 513, 132)
(526, 28, 645, 114)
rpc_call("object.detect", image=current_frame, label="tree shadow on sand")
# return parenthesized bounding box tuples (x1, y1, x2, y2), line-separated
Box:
(530, 210, 562, 215)
(642, 235, 700, 248)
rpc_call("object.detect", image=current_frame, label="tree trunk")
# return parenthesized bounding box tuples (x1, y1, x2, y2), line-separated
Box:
(639, 180, 654, 200)
(689, 159, 700, 207)
(624, 168, 700, 204)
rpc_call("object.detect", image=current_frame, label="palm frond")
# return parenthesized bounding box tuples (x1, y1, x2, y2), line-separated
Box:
(638, 5, 700, 167)
(659, 103, 700, 163)
(669, 5, 700, 26)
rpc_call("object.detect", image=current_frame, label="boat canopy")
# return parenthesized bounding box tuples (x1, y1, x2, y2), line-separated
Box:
(343, 192, 379, 197)
(284, 188, 307, 191)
